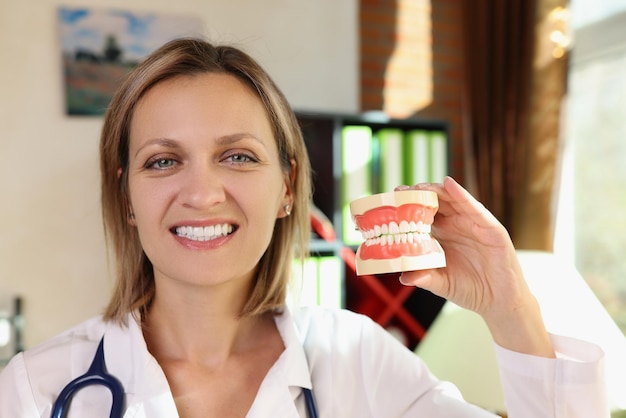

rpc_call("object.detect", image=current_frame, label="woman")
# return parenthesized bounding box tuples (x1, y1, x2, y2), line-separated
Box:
(0, 38, 607, 417)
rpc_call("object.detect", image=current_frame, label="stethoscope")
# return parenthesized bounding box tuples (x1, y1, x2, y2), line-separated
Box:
(50, 336, 319, 418)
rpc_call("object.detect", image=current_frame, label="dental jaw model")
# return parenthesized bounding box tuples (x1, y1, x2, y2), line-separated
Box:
(349, 190, 446, 275)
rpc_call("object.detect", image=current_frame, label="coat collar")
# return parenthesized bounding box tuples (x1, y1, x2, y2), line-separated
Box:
(274, 308, 314, 390)
(104, 314, 179, 417)
(102, 307, 313, 417)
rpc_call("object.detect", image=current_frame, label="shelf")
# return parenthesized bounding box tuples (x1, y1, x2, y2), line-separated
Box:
(297, 110, 449, 349)
(308, 238, 341, 255)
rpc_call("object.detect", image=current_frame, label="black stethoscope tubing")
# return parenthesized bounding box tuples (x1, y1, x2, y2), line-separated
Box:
(50, 336, 319, 418)
(302, 387, 319, 418)
(50, 337, 124, 418)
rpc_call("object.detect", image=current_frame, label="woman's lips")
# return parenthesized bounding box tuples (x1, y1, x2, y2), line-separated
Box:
(173, 223, 235, 242)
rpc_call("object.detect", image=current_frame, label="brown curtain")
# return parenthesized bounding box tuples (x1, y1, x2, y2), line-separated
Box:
(517, 1, 569, 251)
(462, 0, 567, 250)
(462, 0, 536, 242)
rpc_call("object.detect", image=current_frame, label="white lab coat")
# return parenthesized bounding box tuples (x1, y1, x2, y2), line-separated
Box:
(0, 306, 608, 417)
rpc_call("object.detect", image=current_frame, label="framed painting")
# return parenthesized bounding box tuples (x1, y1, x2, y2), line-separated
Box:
(58, 6, 204, 116)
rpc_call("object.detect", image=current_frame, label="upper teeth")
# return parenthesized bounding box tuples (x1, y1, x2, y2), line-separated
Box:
(364, 232, 431, 247)
(175, 223, 233, 241)
(360, 221, 430, 240)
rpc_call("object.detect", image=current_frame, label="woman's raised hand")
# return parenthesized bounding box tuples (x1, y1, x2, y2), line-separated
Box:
(398, 177, 554, 357)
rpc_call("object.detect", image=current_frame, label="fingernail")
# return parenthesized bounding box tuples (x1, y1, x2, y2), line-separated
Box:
(398, 274, 410, 286)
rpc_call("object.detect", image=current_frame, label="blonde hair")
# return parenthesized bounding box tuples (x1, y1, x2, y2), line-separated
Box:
(100, 38, 312, 324)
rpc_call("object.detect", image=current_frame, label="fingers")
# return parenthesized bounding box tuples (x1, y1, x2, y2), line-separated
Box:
(397, 178, 455, 207)
(400, 176, 476, 206)
(441, 177, 490, 217)
(398, 270, 431, 286)
(406, 177, 499, 224)
(399, 269, 449, 300)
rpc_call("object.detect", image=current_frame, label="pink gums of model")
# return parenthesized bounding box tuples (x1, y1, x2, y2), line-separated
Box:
(349, 190, 446, 275)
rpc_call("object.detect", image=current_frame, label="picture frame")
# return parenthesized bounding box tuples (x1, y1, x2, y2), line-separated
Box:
(58, 6, 204, 116)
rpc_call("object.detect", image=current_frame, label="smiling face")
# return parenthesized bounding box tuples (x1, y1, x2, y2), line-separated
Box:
(127, 73, 291, 292)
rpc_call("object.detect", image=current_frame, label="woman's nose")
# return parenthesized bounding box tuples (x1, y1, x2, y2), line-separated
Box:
(178, 164, 226, 209)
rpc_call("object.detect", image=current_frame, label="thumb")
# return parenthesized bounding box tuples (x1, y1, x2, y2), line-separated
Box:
(400, 269, 448, 299)
(399, 270, 432, 287)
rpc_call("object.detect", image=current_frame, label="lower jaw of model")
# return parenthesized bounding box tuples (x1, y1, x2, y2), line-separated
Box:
(350, 190, 446, 276)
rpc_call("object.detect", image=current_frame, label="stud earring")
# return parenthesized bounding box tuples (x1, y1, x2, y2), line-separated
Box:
(284, 204, 291, 216)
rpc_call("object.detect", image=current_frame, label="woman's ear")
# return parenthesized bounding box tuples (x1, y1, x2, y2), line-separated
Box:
(279, 159, 296, 218)
(287, 158, 296, 195)
(118, 167, 136, 225)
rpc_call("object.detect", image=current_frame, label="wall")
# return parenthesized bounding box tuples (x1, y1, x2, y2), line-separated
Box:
(0, 0, 357, 349)
(360, 0, 466, 183)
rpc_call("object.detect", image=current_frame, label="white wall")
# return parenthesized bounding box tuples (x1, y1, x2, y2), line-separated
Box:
(0, 0, 357, 349)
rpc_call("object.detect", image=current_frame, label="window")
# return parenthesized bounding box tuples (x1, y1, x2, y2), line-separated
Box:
(557, 0, 626, 335)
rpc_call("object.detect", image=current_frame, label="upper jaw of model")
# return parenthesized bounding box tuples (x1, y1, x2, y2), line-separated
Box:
(349, 190, 446, 275)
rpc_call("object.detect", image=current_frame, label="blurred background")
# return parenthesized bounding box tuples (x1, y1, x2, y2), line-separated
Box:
(1, 0, 625, 414)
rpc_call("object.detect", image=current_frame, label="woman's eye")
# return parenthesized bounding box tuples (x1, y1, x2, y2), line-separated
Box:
(147, 158, 176, 169)
(225, 153, 258, 164)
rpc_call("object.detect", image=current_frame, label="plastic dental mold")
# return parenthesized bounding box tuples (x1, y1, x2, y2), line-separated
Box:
(349, 190, 446, 275)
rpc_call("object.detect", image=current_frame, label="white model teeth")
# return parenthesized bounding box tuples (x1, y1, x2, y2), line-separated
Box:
(175, 223, 233, 241)
(361, 221, 431, 246)
(364, 232, 430, 247)
(361, 221, 430, 240)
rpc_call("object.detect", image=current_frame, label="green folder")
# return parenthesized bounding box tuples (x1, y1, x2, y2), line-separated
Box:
(377, 128, 405, 193)
(341, 125, 373, 245)
(403, 129, 430, 185)
(429, 131, 448, 183)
